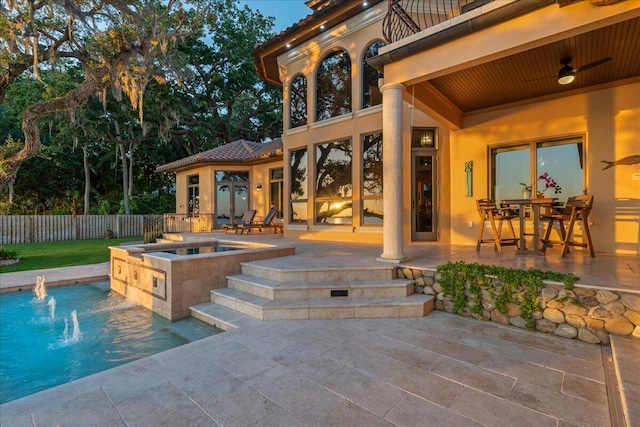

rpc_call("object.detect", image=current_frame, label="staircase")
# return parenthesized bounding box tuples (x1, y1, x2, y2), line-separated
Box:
(191, 259, 434, 328)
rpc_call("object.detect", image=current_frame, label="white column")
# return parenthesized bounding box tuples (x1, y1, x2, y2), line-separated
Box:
(378, 82, 406, 263)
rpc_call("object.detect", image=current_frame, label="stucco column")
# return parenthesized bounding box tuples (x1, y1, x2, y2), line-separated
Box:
(378, 82, 406, 263)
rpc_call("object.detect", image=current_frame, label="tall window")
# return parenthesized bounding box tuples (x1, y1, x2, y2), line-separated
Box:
(491, 137, 584, 202)
(290, 148, 308, 224)
(270, 168, 284, 218)
(289, 74, 307, 129)
(362, 41, 385, 109)
(316, 50, 352, 121)
(316, 139, 352, 224)
(362, 132, 383, 224)
(187, 175, 199, 217)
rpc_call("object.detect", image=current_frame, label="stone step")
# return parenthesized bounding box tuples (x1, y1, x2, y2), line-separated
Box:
(226, 274, 414, 301)
(190, 301, 262, 331)
(240, 262, 394, 283)
(211, 287, 434, 321)
(610, 335, 640, 427)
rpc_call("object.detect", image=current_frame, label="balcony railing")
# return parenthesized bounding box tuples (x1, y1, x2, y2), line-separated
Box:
(383, 0, 494, 44)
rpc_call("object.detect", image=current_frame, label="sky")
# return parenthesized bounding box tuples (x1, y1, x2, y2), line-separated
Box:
(239, 0, 312, 32)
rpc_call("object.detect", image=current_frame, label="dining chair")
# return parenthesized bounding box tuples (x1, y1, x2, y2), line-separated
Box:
(541, 195, 594, 257)
(476, 199, 519, 253)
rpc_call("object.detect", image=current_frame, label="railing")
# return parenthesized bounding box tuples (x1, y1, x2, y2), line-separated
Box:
(143, 213, 217, 243)
(0, 215, 145, 244)
(383, 0, 494, 43)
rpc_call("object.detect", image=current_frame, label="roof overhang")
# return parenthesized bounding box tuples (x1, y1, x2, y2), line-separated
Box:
(252, 0, 384, 86)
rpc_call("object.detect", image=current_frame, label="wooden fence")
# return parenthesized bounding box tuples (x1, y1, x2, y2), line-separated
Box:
(0, 215, 147, 244)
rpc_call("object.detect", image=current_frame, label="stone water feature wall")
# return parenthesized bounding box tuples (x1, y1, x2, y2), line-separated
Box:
(398, 267, 640, 344)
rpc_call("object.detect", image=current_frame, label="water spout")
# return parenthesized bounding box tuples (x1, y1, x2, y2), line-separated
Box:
(71, 310, 82, 342)
(33, 276, 47, 300)
(48, 297, 56, 319)
(63, 318, 69, 341)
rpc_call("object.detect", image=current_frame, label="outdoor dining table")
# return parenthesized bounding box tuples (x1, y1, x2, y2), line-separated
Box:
(502, 197, 557, 255)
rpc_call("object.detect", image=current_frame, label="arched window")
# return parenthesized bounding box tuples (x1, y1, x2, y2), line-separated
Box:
(362, 41, 386, 109)
(289, 74, 307, 129)
(316, 50, 352, 121)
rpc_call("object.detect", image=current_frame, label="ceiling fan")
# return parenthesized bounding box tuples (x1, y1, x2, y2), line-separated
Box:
(557, 56, 612, 85)
(523, 56, 613, 84)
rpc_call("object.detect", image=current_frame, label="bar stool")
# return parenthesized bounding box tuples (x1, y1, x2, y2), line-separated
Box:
(541, 195, 594, 257)
(476, 199, 519, 253)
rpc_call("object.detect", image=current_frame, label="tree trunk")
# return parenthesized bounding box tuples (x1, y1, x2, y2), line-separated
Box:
(0, 72, 109, 191)
(119, 143, 131, 215)
(83, 143, 91, 215)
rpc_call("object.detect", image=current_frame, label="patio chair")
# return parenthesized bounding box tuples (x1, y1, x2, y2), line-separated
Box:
(541, 195, 594, 257)
(476, 198, 519, 253)
(238, 208, 283, 235)
(222, 209, 257, 234)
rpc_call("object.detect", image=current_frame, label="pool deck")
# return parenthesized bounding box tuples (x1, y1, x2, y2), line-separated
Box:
(1, 237, 639, 426)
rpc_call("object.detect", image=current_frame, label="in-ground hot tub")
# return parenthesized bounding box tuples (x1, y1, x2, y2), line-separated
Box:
(109, 238, 294, 320)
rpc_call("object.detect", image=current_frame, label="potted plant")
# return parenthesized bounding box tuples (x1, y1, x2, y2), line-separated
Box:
(519, 183, 532, 199)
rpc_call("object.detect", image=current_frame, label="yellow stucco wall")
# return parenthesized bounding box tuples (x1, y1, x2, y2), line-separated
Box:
(449, 83, 640, 254)
(173, 161, 284, 221)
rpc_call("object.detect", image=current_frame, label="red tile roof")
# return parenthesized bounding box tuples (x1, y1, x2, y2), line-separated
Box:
(156, 138, 282, 173)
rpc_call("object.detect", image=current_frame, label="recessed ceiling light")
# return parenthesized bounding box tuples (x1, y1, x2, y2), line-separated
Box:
(286, 43, 291, 48)
(320, 24, 325, 30)
(363, 1, 368, 5)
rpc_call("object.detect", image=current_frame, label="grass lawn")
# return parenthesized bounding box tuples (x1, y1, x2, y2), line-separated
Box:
(0, 237, 142, 273)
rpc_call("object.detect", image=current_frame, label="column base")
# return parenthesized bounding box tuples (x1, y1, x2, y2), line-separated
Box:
(377, 254, 408, 264)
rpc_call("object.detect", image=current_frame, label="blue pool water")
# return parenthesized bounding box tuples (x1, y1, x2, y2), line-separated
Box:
(0, 282, 221, 404)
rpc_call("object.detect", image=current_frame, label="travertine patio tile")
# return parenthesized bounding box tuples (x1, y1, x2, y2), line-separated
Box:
(157, 356, 233, 395)
(326, 341, 464, 408)
(477, 352, 564, 390)
(318, 365, 408, 417)
(384, 393, 483, 427)
(268, 343, 346, 380)
(450, 388, 557, 427)
(509, 379, 611, 427)
(524, 347, 606, 382)
(316, 400, 395, 427)
(240, 364, 346, 425)
(191, 377, 287, 427)
(561, 373, 608, 404)
(458, 334, 531, 360)
(430, 357, 516, 399)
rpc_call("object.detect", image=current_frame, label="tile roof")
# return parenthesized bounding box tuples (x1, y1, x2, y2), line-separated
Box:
(156, 138, 282, 173)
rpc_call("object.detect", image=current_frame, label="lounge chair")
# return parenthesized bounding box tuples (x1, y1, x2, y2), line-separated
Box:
(238, 208, 283, 235)
(222, 209, 257, 234)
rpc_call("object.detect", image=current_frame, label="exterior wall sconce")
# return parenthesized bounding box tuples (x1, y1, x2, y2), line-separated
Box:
(411, 128, 438, 148)
(256, 184, 262, 192)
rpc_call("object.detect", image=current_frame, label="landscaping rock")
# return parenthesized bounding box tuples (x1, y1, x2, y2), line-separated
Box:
(505, 302, 521, 317)
(415, 276, 426, 286)
(603, 302, 626, 316)
(580, 296, 600, 308)
(596, 290, 619, 305)
(423, 286, 436, 295)
(623, 310, 640, 326)
(591, 307, 612, 319)
(481, 300, 495, 311)
(414, 284, 424, 294)
(541, 287, 559, 304)
(558, 289, 576, 300)
(578, 328, 601, 344)
(422, 275, 435, 286)
(546, 300, 564, 309)
(435, 300, 444, 311)
(432, 282, 442, 293)
(562, 303, 588, 316)
(594, 329, 610, 345)
(543, 308, 565, 324)
(633, 326, 640, 339)
(443, 301, 456, 313)
(554, 324, 578, 338)
(573, 288, 595, 297)
(585, 317, 605, 330)
(396, 269, 406, 279)
(510, 316, 527, 329)
(536, 319, 557, 334)
(565, 314, 586, 328)
(402, 268, 414, 280)
(491, 309, 510, 325)
(605, 316, 634, 336)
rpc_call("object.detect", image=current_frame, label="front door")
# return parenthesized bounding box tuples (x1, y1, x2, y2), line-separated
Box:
(215, 171, 249, 228)
(412, 151, 437, 241)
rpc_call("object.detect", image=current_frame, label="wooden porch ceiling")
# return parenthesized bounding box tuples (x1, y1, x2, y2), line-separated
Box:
(413, 16, 640, 119)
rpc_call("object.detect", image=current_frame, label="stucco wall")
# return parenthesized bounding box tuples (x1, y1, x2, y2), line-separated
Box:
(449, 83, 640, 254)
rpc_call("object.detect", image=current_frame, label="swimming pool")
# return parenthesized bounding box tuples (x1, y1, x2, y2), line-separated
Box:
(0, 281, 222, 404)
